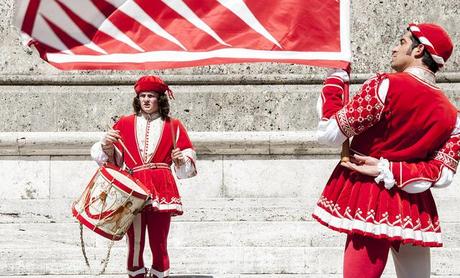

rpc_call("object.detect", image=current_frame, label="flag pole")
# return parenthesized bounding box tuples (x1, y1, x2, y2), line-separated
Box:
(340, 72, 351, 162)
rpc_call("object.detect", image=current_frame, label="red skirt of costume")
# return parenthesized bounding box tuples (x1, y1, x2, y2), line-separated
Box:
(133, 167, 183, 216)
(313, 165, 441, 247)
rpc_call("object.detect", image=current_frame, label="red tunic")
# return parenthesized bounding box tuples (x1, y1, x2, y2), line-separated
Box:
(112, 114, 194, 216)
(313, 72, 457, 247)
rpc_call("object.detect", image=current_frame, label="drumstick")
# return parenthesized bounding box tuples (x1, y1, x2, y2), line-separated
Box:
(117, 138, 139, 166)
(107, 125, 139, 166)
(340, 71, 351, 163)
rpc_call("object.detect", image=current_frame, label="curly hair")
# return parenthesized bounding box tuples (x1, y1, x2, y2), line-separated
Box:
(132, 93, 170, 120)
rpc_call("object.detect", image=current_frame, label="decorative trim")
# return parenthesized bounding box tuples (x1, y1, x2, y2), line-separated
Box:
(434, 151, 458, 172)
(127, 267, 147, 277)
(335, 109, 356, 137)
(313, 201, 442, 247)
(334, 75, 384, 137)
(150, 268, 170, 278)
(148, 197, 183, 214)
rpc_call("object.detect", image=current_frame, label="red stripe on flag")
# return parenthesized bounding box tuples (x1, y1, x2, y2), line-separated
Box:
(101, 6, 183, 52)
(55, 1, 98, 41)
(91, 0, 118, 19)
(41, 16, 100, 55)
(182, 1, 280, 50)
(21, 0, 41, 35)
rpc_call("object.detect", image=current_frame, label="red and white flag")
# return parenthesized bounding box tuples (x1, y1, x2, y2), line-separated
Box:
(14, 0, 351, 70)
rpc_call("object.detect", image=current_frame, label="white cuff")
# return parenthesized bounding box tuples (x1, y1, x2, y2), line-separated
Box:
(327, 68, 349, 82)
(90, 142, 109, 166)
(174, 148, 197, 179)
(432, 166, 454, 188)
(374, 158, 396, 190)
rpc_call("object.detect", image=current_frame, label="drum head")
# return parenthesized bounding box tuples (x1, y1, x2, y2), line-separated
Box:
(105, 168, 147, 195)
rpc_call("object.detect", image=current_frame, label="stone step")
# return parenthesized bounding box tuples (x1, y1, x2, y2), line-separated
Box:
(2, 155, 460, 201)
(2, 221, 460, 249)
(1, 246, 459, 276)
(1, 275, 457, 278)
(1, 197, 460, 224)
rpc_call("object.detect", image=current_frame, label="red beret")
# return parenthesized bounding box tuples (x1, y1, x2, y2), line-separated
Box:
(408, 23, 453, 68)
(134, 75, 174, 98)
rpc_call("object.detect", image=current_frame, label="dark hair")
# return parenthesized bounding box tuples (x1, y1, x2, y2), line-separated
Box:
(408, 34, 439, 73)
(132, 93, 170, 120)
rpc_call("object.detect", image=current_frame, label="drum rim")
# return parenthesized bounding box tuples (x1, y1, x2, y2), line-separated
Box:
(101, 164, 149, 199)
(72, 206, 124, 241)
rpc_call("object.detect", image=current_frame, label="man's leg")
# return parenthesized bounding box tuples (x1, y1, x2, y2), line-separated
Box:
(391, 244, 430, 278)
(126, 212, 147, 278)
(343, 233, 391, 278)
(146, 211, 171, 278)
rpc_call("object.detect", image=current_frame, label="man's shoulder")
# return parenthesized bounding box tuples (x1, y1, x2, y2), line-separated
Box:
(114, 114, 136, 126)
(119, 114, 136, 121)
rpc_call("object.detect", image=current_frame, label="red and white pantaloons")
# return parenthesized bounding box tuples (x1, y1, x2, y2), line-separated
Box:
(344, 234, 430, 278)
(126, 208, 171, 278)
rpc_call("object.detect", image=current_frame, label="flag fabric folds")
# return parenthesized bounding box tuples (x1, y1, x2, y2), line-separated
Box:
(14, 0, 351, 70)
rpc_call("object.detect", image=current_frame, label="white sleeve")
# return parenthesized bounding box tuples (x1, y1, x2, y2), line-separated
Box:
(431, 167, 454, 189)
(174, 148, 197, 179)
(379, 161, 454, 194)
(401, 181, 432, 194)
(90, 142, 109, 166)
(316, 78, 389, 147)
(316, 120, 348, 146)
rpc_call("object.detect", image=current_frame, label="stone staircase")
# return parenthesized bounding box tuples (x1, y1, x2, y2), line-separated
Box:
(1, 144, 460, 277)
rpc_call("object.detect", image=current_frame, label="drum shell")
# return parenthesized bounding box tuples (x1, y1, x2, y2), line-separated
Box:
(72, 164, 149, 241)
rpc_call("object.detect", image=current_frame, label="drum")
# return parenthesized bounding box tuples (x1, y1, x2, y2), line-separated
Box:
(72, 163, 150, 240)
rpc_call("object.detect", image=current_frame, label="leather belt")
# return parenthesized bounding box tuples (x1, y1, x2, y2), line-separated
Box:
(131, 163, 170, 173)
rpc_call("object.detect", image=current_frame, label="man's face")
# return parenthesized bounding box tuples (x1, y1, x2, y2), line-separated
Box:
(139, 91, 159, 114)
(391, 31, 417, 72)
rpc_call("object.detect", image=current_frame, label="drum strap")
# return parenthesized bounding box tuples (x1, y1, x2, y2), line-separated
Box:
(170, 118, 177, 149)
(79, 223, 115, 275)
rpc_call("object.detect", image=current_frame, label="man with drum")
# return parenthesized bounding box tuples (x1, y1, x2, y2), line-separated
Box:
(91, 75, 197, 278)
(313, 23, 457, 277)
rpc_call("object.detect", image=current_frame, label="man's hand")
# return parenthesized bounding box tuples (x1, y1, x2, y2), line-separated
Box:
(340, 154, 380, 177)
(102, 129, 121, 150)
(171, 148, 185, 166)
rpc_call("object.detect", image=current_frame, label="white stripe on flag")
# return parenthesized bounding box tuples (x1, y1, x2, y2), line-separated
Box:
(162, 0, 230, 47)
(217, 0, 282, 48)
(47, 48, 349, 64)
(113, 0, 187, 50)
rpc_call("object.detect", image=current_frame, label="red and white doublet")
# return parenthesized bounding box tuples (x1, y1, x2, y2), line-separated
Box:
(91, 113, 197, 278)
(313, 67, 459, 247)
